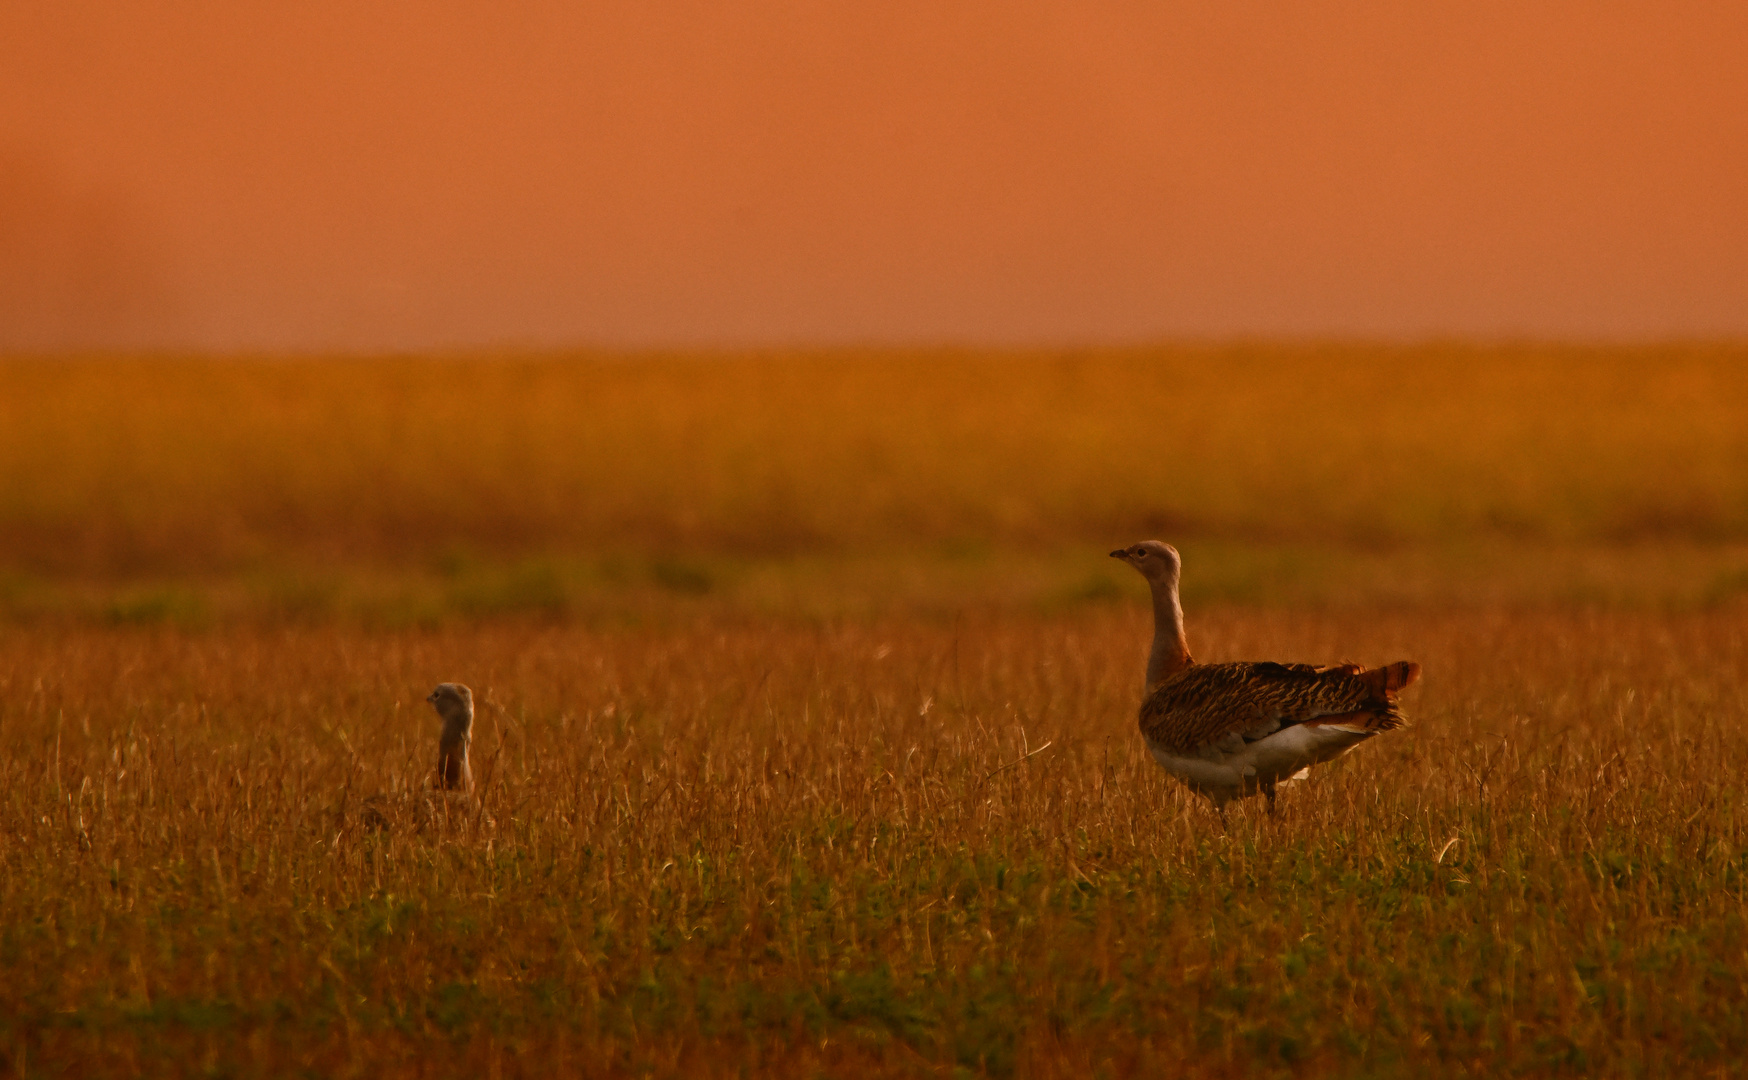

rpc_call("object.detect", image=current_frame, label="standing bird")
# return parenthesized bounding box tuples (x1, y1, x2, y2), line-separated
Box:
(1110, 541, 1420, 813)
(358, 682, 484, 834)
(428, 682, 475, 792)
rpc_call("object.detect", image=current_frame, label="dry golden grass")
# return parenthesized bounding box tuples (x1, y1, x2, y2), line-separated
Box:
(2, 344, 1746, 572)
(3, 343, 1748, 623)
(3, 345, 1748, 1076)
(3, 608, 1746, 1077)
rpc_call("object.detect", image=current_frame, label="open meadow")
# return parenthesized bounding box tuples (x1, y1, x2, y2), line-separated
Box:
(3, 345, 1748, 1077)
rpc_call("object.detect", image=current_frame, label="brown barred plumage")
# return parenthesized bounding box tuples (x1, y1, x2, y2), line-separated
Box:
(1139, 659, 1418, 754)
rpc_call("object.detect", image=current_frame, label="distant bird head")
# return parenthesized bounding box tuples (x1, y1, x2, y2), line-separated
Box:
(427, 683, 474, 734)
(1109, 540, 1181, 585)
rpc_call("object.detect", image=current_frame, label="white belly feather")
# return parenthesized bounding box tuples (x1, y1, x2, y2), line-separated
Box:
(1147, 723, 1372, 804)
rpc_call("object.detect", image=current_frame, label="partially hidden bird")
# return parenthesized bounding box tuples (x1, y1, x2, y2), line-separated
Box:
(358, 681, 480, 834)
(427, 682, 475, 792)
(1110, 541, 1420, 814)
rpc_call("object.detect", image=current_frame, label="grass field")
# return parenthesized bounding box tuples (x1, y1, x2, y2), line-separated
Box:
(3, 343, 1747, 617)
(3, 345, 1748, 1077)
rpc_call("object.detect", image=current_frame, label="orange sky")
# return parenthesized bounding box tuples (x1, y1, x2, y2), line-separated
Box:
(2, 2, 1745, 350)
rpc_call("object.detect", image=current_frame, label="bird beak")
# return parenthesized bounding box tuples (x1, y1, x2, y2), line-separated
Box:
(1109, 549, 1127, 559)
(426, 691, 438, 703)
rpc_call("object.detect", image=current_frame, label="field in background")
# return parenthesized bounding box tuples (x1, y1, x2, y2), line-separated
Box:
(3, 345, 1748, 1077)
(1, 343, 1746, 618)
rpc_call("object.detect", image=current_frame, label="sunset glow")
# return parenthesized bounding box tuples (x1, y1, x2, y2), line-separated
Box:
(3, 1, 1744, 349)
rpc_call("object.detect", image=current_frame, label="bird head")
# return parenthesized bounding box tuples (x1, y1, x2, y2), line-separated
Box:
(427, 682, 474, 730)
(1109, 540, 1181, 585)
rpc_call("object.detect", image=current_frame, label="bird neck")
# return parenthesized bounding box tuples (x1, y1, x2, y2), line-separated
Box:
(438, 709, 472, 753)
(1146, 574, 1192, 694)
(437, 711, 473, 790)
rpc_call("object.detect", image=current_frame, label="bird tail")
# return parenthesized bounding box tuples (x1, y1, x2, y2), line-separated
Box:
(1361, 661, 1421, 699)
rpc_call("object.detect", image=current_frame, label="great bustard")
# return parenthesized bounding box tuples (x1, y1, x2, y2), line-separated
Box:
(427, 682, 474, 792)
(1111, 541, 1420, 813)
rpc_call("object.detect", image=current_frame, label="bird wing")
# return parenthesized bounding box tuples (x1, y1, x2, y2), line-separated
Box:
(1139, 660, 1420, 755)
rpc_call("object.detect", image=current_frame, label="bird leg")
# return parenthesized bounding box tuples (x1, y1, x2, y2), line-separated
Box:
(1264, 779, 1278, 817)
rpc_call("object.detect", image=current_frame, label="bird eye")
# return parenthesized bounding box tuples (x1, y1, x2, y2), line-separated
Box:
(1134, 549, 1147, 558)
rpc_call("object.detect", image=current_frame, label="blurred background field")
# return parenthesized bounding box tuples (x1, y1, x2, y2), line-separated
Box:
(2, 343, 1746, 622)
